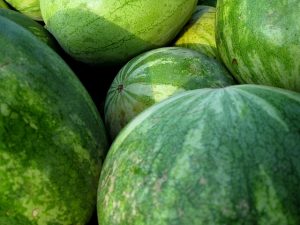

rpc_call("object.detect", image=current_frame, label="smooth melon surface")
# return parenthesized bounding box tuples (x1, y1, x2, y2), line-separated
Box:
(40, 0, 197, 65)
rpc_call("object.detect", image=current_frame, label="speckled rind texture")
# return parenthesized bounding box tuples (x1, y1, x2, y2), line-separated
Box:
(4, 0, 42, 20)
(40, 0, 197, 65)
(0, 17, 108, 225)
(216, 0, 300, 92)
(98, 84, 300, 225)
(104, 47, 235, 139)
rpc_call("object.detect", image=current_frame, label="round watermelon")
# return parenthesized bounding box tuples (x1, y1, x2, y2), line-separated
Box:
(216, 0, 300, 91)
(104, 47, 235, 139)
(174, 5, 218, 59)
(98, 84, 300, 225)
(40, 0, 197, 65)
(4, 0, 42, 20)
(0, 16, 108, 224)
(0, 8, 57, 50)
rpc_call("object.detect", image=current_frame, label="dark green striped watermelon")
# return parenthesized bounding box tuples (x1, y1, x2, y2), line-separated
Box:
(104, 47, 235, 139)
(0, 16, 108, 224)
(216, 0, 300, 91)
(0, 8, 57, 49)
(4, 0, 42, 20)
(98, 84, 300, 225)
(174, 5, 218, 59)
(40, 0, 197, 65)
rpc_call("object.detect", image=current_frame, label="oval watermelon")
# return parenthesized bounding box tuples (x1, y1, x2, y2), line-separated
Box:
(174, 5, 218, 59)
(104, 47, 235, 139)
(0, 16, 108, 224)
(98, 84, 300, 225)
(4, 0, 42, 20)
(216, 0, 300, 91)
(0, 8, 57, 50)
(40, 0, 197, 65)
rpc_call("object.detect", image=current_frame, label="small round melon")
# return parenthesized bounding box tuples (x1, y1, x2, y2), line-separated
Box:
(104, 47, 235, 139)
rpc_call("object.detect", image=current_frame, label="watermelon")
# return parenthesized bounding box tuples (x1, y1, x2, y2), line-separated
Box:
(97, 84, 300, 225)
(4, 0, 42, 21)
(0, 16, 108, 224)
(40, 0, 197, 65)
(0, 0, 9, 9)
(216, 0, 300, 92)
(104, 47, 235, 139)
(0, 8, 57, 50)
(174, 5, 218, 59)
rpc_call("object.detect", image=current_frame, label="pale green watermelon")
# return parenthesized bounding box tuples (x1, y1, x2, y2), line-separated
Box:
(216, 0, 300, 91)
(4, 0, 42, 20)
(174, 5, 218, 59)
(104, 47, 235, 139)
(98, 84, 300, 225)
(40, 0, 197, 65)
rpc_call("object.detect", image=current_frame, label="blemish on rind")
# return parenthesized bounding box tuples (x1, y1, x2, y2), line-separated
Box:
(0, 103, 10, 116)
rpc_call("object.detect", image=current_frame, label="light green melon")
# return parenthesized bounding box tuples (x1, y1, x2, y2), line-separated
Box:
(4, 0, 42, 20)
(174, 5, 218, 59)
(0, 0, 9, 9)
(40, 0, 197, 65)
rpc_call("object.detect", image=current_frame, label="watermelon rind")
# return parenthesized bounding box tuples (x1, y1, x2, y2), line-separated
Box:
(98, 84, 300, 225)
(0, 16, 108, 224)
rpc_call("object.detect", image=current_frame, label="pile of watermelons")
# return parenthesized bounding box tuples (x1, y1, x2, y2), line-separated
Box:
(0, 0, 300, 224)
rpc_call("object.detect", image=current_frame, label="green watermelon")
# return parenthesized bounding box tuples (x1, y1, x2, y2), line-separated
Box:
(40, 0, 197, 65)
(174, 5, 218, 59)
(0, 0, 9, 9)
(0, 16, 108, 224)
(4, 0, 42, 20)
(0, 8, 57, 50)
(104, 47, 235, 139)
(97, 84, 300, 225)
(216, 0, 300, 92)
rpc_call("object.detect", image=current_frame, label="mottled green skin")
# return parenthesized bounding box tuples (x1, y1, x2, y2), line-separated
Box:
(0, 0, 9, 9)
(197, 0, 217, 7)
(5, 0, 42, 20)
(0, 9, 57, 50)
(40, 0, 197, 65)
(174, 6, 218, 59)
(104, 47, 235, 139)
(98, 84, 300, 225)
(0, 17, 108, 224)
(216, 0, 300, 91)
